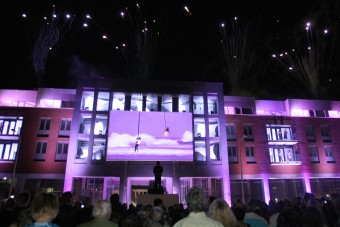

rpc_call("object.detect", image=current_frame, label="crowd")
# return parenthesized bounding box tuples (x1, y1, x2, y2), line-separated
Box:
(1, 188, 340, 227)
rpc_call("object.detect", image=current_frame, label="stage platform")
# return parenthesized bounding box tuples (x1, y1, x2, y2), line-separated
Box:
(136, 194, 179, 208)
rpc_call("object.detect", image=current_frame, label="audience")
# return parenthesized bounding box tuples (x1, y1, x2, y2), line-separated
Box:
(1, 189, 340, 227)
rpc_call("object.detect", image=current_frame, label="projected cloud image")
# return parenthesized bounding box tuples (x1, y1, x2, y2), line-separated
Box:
(107, 111, 193, 161)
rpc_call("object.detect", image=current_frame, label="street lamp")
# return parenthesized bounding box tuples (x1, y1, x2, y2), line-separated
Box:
(238, 136, 245, 204)
(8, 128, 21, 197)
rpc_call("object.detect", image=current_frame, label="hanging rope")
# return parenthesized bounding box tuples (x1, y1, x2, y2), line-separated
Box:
(163, 111, 167, 128)
(138, 111, 140, 136)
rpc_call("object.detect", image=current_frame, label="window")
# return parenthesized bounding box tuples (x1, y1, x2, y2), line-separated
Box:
(305, 125, 316, 142)
(94, 115, 108, 136)
(228, 145, 238, 163)
(79, 114, 92, 134)
(56, 142, 68, 161)
(243, 125, 254, 141)
(210, 142, 220, 161)
(230, 179, 264, 204)
(92, 139, 106, 161)
(308, 145, 319, 163)
(226, 124, 236, 141)
(269, 146, 298, 164)
(207, 96, 218, 115)
(194, 118, 205, 138)
(242, 107, 253, 115)
(59, 119, 71, 137)
(112, 92, 125, 111)
(266, 126, 294, 141)
(76, 140, 89, 160)
(35, 142, 47, 160)
(179, 178, 223, 204)
(38, 119, 51, 136)
(194, 141, 206, 161)
(96, 91, 110, 111)
(235, 107, 253, 115)
(321, 126, 331, 142)
(208, 119, 219, 137)
(310, 178, 340, 198)
(325, 146, 335, 163)
(269, 179, 305, 201)
(315, 110, 328, 117)
(0, 117, 23, 135)
(81, 91, 94, 111)
(0, 142, 18, 160)
(193, 96, 204, 115)
(246, 146, 256, 163)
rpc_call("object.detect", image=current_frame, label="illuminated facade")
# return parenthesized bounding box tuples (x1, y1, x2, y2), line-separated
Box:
(0, 79, 340, 205)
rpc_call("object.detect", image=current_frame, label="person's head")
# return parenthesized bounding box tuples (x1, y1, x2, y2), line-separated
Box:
(30, 192, 59, 222)
(277, 207, 302, 227)
(209, 198, 237, 227)
(92, 200, 111, 218)
(232, 207, 246, 222)
(17, 191, 31, 207)
(154, 198, 163, 207)
(5, 198, 16, 210)
(60, 191, 73, 207)
(110, 193, 120, 204)
(157, 161, 160, 166)
(301, 206, 324, 227)
(186, 187, 205, 213)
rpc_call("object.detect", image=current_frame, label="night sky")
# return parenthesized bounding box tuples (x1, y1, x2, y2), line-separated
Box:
(2, 0, 340, 100)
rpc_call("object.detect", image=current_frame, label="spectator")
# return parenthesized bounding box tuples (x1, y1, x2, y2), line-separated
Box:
(13, 192, 31, 218)
(151, 206, 164, 227)
(25, 192, 59, 227)
(53, 191, 77, 227)
(322, 200, 339, 227)
(209, 198, 237, 227)
(232, 207, 250, 227)
(301, 206, 324, 227)
(0, 198, 17, 227)
(77, 200, 117, 227)
(276, 207, 302, 227)
(173, 187, 223, 227)
(269, 200, 285, 227)
(74, 196, 93, 226)
(243, 201, 268, 227)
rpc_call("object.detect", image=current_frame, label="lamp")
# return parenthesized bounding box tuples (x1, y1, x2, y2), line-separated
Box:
(163, 111, 169, 136)
(164, 127, 169, 136)
(135, 112, 142, 152)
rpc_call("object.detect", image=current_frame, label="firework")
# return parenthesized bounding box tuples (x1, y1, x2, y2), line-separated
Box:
(217, 17, 258, 95)
(272, 22, 336, 98)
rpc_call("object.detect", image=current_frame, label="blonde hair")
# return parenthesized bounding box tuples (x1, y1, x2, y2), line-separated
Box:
(30, 192, 59, 221)
(92, 200, 111, 217)
(209, 198, 237, 227)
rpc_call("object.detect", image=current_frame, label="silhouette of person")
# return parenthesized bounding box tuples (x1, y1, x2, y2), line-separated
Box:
(153, 161, 163, 189)
(279, 149, 284, 162)
(287, 150, 292, 161)
(284, 129, 288, 140)
(278, 129, 283, 140)
(135, 137, 141, 152)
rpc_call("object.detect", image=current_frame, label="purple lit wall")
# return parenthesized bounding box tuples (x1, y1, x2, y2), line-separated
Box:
(107, 111, 194, 161)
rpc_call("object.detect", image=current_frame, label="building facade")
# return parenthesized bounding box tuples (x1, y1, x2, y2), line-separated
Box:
(0, 79, 339, 205)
